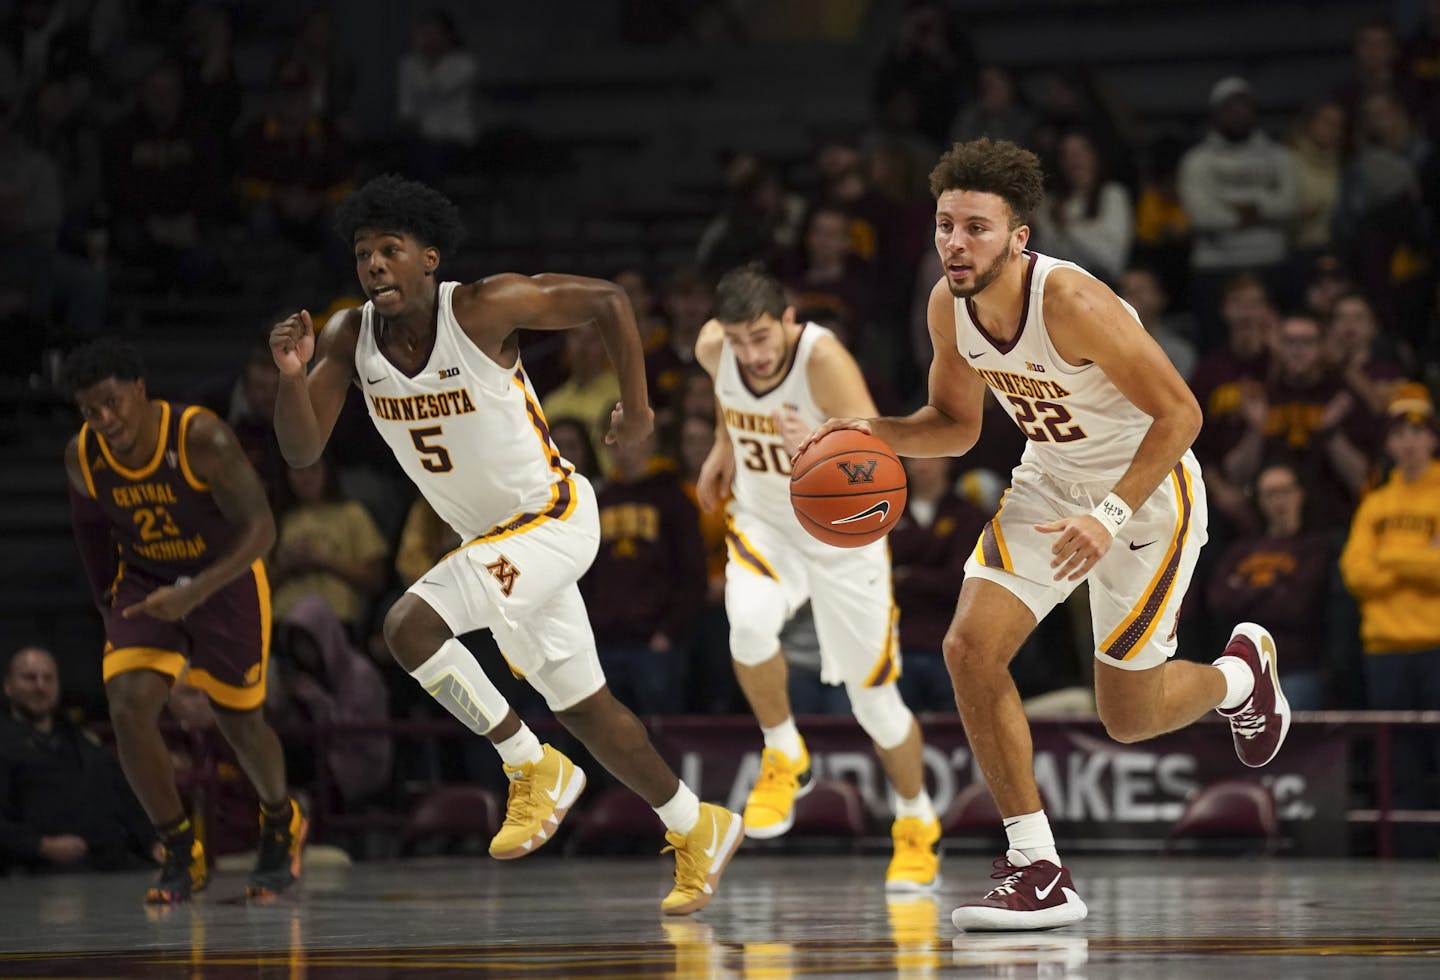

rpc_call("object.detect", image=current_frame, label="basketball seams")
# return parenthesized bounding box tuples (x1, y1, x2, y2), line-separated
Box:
(789, 485, 907, 498)
(790, 447, 904, 482)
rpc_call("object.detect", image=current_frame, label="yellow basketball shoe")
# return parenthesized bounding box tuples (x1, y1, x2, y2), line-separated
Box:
(885, 816, 942, 891)
(742, 744, 814, 839)
(661, 802, 744, 915)
(146, 830, 208, 905)
(489, 743, 586, 859)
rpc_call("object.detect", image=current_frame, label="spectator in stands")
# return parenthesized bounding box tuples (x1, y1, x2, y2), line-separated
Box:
(1207, 462, 1335, 710)
(870, 0, 974, 148)
(178, 4, 240, 154)
(1188, 273, 1277, 532)
(237, 64, 354, 255)
(949, 65, 1034, 148)
(541, 322, 622, 474)
(774, 202, 879, 354)
(673, 409, 736, 714)
(1032, 129, 1134, 283)
(21, 76, 103, 256)
(1339, 382, 1440, 856)
(614, 266, 673, 359)
(268, 594, 392, 805)
(1222, 312, 1372, 531)
(193, 343, 287, 507)
(649, 267, 712, 414)
(1287, 101, 1346, 264)
(547, 415, 604, 488)
(3, 0, 89, 103)
(105, 60, 225, 292)
(1119, 265, 1195, 380)
(275, 7, 356, 132)
(1332, 18, 1417, 135)
(1326, 291, 1405, 417)
(1178, 76, 1297, 352)
(891, 456, 987, 714)
(1, 647, 155, 873)
(1300, 253, 1353, 323)
(396, 8, 478, 180)
(394, 496, 460, 591)
(0, 83, 105, 372)
(1029, 68, 1137, 189)
(696, 154, 804, 275)
(582, 429, 707, 716)
(270, 454, 389, 637)
(1336, 90, 1433, 342)
(1130, 133, 1191, 306)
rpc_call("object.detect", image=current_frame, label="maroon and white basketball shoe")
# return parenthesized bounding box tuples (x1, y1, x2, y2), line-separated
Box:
(1215, 622, 1291, 768)
(950, 852, 1088, 932)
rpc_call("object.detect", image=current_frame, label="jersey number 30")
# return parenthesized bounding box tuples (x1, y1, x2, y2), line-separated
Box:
(409, 426, 454, 473)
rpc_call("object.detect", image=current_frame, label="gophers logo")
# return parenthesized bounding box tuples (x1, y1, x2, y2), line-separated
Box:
(485, 555, 520, 597)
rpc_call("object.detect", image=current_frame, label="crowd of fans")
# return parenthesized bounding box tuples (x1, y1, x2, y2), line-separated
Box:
(4, 0, 1440, 866)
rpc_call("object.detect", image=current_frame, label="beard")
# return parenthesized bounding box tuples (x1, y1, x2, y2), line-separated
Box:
(945, 247, 1012, 299)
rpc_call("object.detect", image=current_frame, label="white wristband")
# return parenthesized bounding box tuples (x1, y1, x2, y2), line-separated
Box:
(1091, 493, 1132, 536)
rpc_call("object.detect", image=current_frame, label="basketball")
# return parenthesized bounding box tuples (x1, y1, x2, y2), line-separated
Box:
(790, 428, 907, 548)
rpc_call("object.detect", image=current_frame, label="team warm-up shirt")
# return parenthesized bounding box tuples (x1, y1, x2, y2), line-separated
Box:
(79, 401, 236, 579)
(357, 280, 577, 541)
(955, 250, 1159, 486)
(714, 322, 829, 523)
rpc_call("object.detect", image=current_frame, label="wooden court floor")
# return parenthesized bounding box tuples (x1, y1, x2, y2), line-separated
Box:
(1, 854, 1437, 977)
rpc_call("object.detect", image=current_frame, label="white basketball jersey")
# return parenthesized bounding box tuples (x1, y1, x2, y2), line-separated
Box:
(956, 251, 1170, 485)
(715, 323, 829, 523)
(356, 280, 577, 540)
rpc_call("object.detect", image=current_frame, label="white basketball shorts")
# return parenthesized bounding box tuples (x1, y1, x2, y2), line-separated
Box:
(963, 451, 1208, 671)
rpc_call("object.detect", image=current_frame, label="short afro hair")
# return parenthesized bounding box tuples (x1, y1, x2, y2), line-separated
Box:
(928, 138, 1045, 227)
(334, 174, 467, 255)
(61, 338, 147, 396)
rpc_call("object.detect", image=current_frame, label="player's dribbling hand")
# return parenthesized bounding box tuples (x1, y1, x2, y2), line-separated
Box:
(794, 417, 872, 461)
(121, 581, 202, 622)
(605, 402, 655, 447)
(270, 310, 315, 378)
(1035, 514, 1113, 581)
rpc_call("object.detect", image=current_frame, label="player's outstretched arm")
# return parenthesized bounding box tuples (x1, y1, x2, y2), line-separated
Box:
(121, 412, 276, 622)
(460, 273, 654, 446)
(270, 308, 359, 467)
(798, 278, 985, 459)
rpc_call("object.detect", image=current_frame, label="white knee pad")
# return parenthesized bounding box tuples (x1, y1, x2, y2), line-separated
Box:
(846, 681, 915, 750)
(730, 622, 783, 666)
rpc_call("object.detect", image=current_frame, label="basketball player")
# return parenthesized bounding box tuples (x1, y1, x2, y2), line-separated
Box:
(268, 174, 739, 914)
(801, 138, 1290, 931)
(694, 266, 941, 891)
(62, 339, 305, 904)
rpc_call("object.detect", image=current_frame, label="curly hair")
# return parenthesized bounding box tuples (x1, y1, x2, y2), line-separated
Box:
(713, 264, 786, 324)
(928, 138, 1046, 227)
(60, 338, 146, 395)
(334, 174, 467, 255)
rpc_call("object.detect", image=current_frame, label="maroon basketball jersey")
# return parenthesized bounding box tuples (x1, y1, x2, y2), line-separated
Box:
(78, 401, 238, 580)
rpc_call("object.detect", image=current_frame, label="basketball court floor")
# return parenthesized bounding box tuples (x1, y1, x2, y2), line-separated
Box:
(2, 854, 1437, 977)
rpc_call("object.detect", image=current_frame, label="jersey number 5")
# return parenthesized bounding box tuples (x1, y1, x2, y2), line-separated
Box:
(409, 426, 454, 473)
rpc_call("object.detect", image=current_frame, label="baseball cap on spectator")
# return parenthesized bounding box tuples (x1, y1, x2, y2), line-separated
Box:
(1210, 76, 1253, 108)
(1387, 382, 1437, 434)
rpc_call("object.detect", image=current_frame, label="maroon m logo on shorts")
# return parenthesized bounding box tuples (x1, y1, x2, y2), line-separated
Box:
(485, 555, 520, 597)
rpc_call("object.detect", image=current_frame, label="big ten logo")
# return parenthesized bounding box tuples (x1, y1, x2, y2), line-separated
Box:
(438, 366, 460, 380)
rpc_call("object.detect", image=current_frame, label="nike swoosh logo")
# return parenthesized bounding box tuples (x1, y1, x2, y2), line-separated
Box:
(1034, 872, 1063, 901)
(366, 375, 388, 385)
(831, 500, 891, 525)
(701, 815, 720, 859)
(420, 578, 446, 587)
(1128, 540, 1156, 551)
(544, 767, 566, 802)
(967, 350, 986, 358)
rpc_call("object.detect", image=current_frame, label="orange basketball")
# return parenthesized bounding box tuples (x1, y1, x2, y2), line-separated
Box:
(790, 428, 907, 548)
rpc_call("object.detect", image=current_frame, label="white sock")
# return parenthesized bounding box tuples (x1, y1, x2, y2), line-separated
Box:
(894, 789, 937, 823)
(653, 782, 701, 835)
(492, 725, 544, 769)
(1003, 809, 1060, 866)
(408, 638, 512, 736)
(761, 717, 804, 760)
(1214, 656, 1255, 710)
